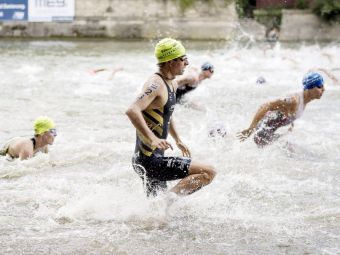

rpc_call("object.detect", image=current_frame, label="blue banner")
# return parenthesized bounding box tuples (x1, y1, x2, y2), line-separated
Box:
(0, 0, 28, 21)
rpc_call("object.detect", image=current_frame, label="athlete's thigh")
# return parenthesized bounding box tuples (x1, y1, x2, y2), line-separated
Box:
(188, 160, 213, 175)
(151, 156, 191, 181)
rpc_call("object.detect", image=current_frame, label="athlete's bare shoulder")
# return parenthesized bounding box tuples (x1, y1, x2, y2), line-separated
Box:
(279, 93, 299, 112)
(8, 137, 33, 158)
(265, 96, 293, 112)
(135, 74, 169, 109)
(138, 75, 163, 98)
(11, 137, 31, 147)
(143, 74, 164, 89)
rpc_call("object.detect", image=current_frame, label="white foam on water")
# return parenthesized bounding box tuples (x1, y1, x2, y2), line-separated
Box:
(0, 40, 340, 254)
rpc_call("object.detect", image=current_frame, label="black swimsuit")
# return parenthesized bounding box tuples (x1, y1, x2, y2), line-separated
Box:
(132, 73, 191, 197)
(134, 73, 176, 157)
(176, 84, 197, 103)
(31, 137, 36, 149)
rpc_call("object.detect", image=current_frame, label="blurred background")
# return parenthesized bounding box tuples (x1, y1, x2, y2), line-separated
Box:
(0, 0, 339, 41)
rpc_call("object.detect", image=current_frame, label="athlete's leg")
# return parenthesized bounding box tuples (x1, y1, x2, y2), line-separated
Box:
(132, 161, 167, 197)
(170, 160, 216, 195)
(145, 179, 167, 197)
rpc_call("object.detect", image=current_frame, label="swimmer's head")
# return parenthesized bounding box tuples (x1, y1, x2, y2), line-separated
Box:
(34, 116, 56, 135)
(154, 38, 186, 63)
(201, 62, 214, 79)
(256, 76, 266, 84)
(201, 62, 214, 72)
(208, 123, 227, 138)
(303, 72, 324, 90)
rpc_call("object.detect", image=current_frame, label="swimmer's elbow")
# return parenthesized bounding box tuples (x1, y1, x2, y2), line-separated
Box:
(125, 105, 133, 115)
(125, 107, 132, 117)
(125, 105, 139, 119)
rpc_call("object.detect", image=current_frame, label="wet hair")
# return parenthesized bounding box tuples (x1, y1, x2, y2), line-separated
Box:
(157, 62, 166, 68)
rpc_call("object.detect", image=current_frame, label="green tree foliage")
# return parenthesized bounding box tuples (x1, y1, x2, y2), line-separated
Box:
(296, 0, 308, 9)
(177, 0, 196, 11)
(312, 0, 340, 22)
(235, 0, 251, 17)
(171, 0, 232, 13)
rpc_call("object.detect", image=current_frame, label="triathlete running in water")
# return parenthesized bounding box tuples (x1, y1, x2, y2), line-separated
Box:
(175, 62, 214, 104)
(237, 72, 325, 147)
(126, 38, 216, 197)
(0, 116, 57, 160)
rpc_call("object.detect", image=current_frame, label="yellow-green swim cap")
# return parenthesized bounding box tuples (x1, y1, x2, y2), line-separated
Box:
(154, 38, 186, 63)
(34, 116, 55, 135)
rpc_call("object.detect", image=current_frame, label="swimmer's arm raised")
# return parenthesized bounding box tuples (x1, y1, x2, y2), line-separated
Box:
(126, 83, 172, 151)
(176, 75, 196, 89)
(169, 119, 191, 157)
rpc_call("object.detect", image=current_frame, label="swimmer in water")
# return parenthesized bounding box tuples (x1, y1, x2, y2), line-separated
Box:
(0, 117, 57, 160)
(89, 67, 123, 80)
(126, 38, 216, 197)
(237, 72, 325, 147)
(175, 62, 214, 104)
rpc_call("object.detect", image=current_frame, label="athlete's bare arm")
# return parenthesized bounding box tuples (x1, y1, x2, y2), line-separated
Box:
(169, 118, 191, 157)
(92, 68, 107, 73)
(126, 77, 172, 151)
(176, 74, 197, 88)
(237, 99, 292, 141)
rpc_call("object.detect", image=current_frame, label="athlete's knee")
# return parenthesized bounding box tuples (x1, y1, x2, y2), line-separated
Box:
(189, 161, 216, 183)
(203, 165, 216, 183)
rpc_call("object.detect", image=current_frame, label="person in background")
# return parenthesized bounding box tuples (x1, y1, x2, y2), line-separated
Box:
(175, 62, 214, 104)
(89, 67, 124, 80)
(237, 72, 325, 147)
(309, 68, 338, 85)
(0, 116, 57, 160)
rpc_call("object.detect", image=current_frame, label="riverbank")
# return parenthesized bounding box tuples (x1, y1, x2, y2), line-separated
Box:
(0, 0, 339, 41)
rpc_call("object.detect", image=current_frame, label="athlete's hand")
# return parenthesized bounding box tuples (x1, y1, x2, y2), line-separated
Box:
(237, 128, 252, 141)
(176, 140, 191, 158)
(151, 137, 173, 151)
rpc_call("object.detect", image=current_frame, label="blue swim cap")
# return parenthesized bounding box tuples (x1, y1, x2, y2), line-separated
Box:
(201, 62, 214, 71)
(256, 76, 266, 84)
(302, 72, 324, 90)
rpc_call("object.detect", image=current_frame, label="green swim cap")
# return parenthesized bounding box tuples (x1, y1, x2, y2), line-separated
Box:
(34, 116, 55, 135)
(154, 38, 186, 63)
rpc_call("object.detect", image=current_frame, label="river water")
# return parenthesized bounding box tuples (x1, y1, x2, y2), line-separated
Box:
(0, 39, 339, 255)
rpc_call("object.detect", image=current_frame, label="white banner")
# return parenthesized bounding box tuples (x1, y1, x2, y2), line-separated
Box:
(28, 0, 74, 22)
